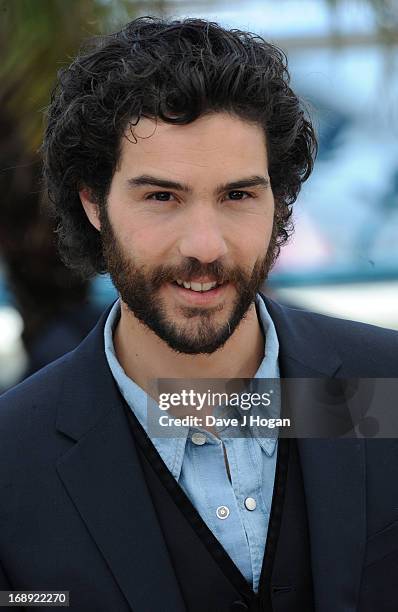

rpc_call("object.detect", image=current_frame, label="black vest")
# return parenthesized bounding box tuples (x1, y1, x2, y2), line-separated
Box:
(123, 402, 315, 612)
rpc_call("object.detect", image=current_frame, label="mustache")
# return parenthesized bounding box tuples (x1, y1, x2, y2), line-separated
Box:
(148, 259, 251, 288)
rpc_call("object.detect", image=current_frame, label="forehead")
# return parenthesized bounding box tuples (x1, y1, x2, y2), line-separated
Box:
(117, 112, 268, 178)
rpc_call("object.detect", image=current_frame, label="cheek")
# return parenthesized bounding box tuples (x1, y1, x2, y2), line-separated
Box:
(117, 222, 172, 261)
(106, 190, 169, 257)
(242, 213, 274, 255)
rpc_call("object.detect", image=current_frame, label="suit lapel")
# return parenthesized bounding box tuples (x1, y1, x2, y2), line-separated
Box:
(55, 309, 185, 612)
(264, 296, 366, 612)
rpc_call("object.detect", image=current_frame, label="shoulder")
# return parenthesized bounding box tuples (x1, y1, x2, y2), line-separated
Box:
(306, 310, 397, 374)
(291, 303, 397, 340)
(0, 306, 112, 482)
(266, 295, 398, 343)
(0, 353, 80, 494)
(0, 302, 111, 428)
(296, 306, 397, 345)
(0, 351, 75, 435)
(264, 296, 398, 376)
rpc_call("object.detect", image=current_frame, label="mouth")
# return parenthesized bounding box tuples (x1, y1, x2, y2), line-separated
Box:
(168, 279, 229, 305)
(173, 279, 222, 292)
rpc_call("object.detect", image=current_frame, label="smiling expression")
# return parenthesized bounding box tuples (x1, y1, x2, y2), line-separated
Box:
(82, 112, 277, 354)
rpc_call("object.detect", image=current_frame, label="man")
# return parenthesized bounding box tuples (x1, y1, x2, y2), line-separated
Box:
(1, 16, 398, 612)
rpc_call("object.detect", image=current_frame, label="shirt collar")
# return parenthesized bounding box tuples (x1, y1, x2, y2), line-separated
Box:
(104, 293, 280, 477)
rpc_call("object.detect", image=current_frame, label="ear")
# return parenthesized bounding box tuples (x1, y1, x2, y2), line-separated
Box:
(79, 187, 101, 231)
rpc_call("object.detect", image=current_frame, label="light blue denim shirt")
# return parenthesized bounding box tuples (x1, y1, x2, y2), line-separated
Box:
(104, 293, 280, 592)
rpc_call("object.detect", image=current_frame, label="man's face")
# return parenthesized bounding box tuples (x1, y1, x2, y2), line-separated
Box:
(98, 112, 276, 354)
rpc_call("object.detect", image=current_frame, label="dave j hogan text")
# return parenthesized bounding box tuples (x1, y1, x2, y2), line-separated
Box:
(158, 415, 291, 429)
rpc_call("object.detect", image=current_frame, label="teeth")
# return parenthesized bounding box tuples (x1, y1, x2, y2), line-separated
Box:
(175, 280, 218, 292)
(201, 282, 216, 291)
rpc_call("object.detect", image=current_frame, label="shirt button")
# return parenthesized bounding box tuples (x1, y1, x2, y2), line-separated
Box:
(216, 505, 230, 520)
(244, 497, 257, 511)
(191, 432, 206, 445)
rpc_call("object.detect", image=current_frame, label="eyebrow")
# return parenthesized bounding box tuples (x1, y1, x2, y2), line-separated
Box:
(126, 174, 270, 194)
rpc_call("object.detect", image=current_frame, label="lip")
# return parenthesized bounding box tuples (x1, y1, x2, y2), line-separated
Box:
(168, 282, 229, 306)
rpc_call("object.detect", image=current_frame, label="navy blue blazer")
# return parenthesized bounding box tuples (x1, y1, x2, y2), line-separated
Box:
(1, 296, 398, 612)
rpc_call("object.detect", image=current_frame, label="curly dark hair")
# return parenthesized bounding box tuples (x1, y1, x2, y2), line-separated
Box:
(43, 15, 317, 279)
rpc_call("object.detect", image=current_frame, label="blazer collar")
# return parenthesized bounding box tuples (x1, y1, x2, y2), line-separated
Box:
(261, 294, 342, 378)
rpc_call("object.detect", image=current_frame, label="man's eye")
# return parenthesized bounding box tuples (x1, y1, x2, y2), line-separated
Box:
(146, 192, 175, 201)
(226, 191, 251, 200)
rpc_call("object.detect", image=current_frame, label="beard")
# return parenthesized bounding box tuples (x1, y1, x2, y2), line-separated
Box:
(99, 207, 279, 355)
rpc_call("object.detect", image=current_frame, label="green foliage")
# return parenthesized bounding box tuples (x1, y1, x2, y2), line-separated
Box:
(0, 0, 142, 152)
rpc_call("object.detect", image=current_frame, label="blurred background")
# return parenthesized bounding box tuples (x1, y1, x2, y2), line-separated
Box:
(0, 0, 397, 392)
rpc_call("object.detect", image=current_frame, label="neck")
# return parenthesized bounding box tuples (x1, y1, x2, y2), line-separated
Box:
(114, 299, 265, 395)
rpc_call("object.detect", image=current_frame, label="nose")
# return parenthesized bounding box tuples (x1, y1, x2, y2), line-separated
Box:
(178, 206, 228, 263)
